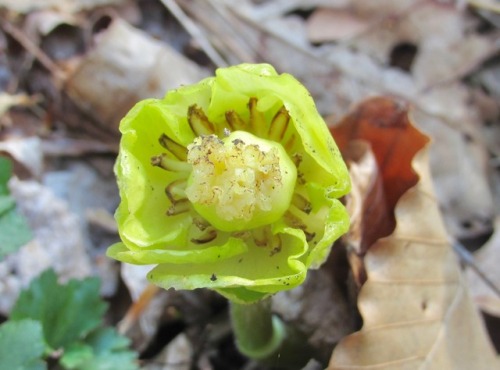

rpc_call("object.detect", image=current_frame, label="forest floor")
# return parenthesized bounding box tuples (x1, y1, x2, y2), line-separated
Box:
(0, 1, 499, 369)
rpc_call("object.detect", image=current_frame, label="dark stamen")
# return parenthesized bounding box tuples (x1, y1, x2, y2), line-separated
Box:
(191, 229, 217, 244)
(188, 105, 216, 136)
(152, 153, 191, 172)
(292, 153, 302, 168)
(268, 106, 290, 141)
(252, 227, 271, 247)
(193, 217, 211, 231)
(305, 231, 316, 242)
(165, 179, 187, 203)
(269, 235, 282, 256)
(225, 110, 246, 131)
(159, 134, 187, 161)
(297, 172, 306, 185)
(248, 97, 266, 136)
(167, 199, 190, 216)
(284, 211, 307, 230)
(284, 212, 316, 242)
(292, 193, 312, 214)
(284, 134, 296, 152)
(232, 231, 251, 239)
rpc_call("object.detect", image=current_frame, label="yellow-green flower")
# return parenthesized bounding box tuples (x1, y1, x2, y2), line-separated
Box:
(107, 64, 350, 303)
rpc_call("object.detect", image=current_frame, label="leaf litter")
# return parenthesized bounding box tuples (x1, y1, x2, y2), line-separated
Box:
(329, 97, 498, 369)
(0, 0, 499, 368)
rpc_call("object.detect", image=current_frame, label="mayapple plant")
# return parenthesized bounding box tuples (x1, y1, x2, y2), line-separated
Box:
(107, 64, 350, 304)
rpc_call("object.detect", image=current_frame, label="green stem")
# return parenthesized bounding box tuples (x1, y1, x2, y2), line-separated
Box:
(230, 298, 312, 369)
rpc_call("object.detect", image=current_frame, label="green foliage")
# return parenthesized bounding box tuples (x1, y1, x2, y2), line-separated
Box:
(3, 270, 138, 370)
(60, 328, 136, 370)
(0, 319, 47, 370)
(0, 156, 32, 260)
(11, 270, 107, 349)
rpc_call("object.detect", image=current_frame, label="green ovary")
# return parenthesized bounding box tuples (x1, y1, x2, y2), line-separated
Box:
(185, 131, 297, 232)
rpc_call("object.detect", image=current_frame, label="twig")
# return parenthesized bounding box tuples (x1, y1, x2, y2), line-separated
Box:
(188, 0, 259, 63)
(41, 137, 118, 157)
(118, 284, 161, 335)
(0, 15, 66, 83)
(159, 0, 228, 67)
(453, 241, 500, 298)
(467, 0, 500, 13)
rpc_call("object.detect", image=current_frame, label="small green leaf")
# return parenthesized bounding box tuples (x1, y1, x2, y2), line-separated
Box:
(75, 327, 138, 370)
(0, 156, 32, 260)
(0, 195, 15, 215)
(0, 156, 13, 195)
(0, 319, 47, 370)
(10, 270, 107, 350)
(0, 207, 33, 259)
(60, 343, 93, 369)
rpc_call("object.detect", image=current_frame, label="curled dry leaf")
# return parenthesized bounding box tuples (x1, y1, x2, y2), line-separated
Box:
(306, 8, 372, 42)
(466, 217, 500, 317)
(64, 18, 207, 134)
(330, 98, 428, 276)
(411, 107, 495, 244)
(337, 140, 383, 285)
(0, 137, 43, 179)
(328, 98, 498, 369)
(0, 0, 127, 13)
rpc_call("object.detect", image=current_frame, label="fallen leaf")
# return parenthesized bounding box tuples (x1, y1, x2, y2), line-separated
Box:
(0, 0, 127, 14)
(336, 141, 384, 286)
(119, 265, 171, 351)
(328, 99, 498, 369)
(0, 137, 44, 178)
(467, 0, 500, 13)
(64, 17, 208, 134)
(306, 8, 372, 42)
(272, 269, 355, 363)
(466, 217, 500, 317)
(331, 97, 429, 253)
(143, 333, 193, 370)
(0, 93, 35, 119)
(412, 108, 495, 244)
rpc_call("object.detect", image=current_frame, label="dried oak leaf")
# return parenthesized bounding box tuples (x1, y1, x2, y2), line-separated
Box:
(328, 97, 498, 369)
(330, 97, 428, 258)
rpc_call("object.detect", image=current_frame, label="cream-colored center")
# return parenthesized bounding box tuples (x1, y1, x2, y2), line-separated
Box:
(185, 131, 296, 232)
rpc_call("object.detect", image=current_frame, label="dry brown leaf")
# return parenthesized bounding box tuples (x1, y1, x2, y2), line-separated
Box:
(0, 0, 127, 13)
(0, 137, 43, 178)
(331, 97, 429, 255)
(64, 17, 207, 134)
(307, 8, 371, 42)
(0, 93, 35, 118)
(466, 217, 500, 317)
(143, 333, 193, 370)
(468, 0, 500, 13)
(272, 269, 355, 363)
(339, 141, 381, 267)
(328, 99, 498, 369)
(345, 0, 494, 88)
(412, 108, 494, 243)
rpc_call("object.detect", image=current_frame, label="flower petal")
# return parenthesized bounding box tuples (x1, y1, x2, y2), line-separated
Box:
(115, 100, 193, 248)
(147, 225, 308, 303)
(107, 236, 247, 265)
